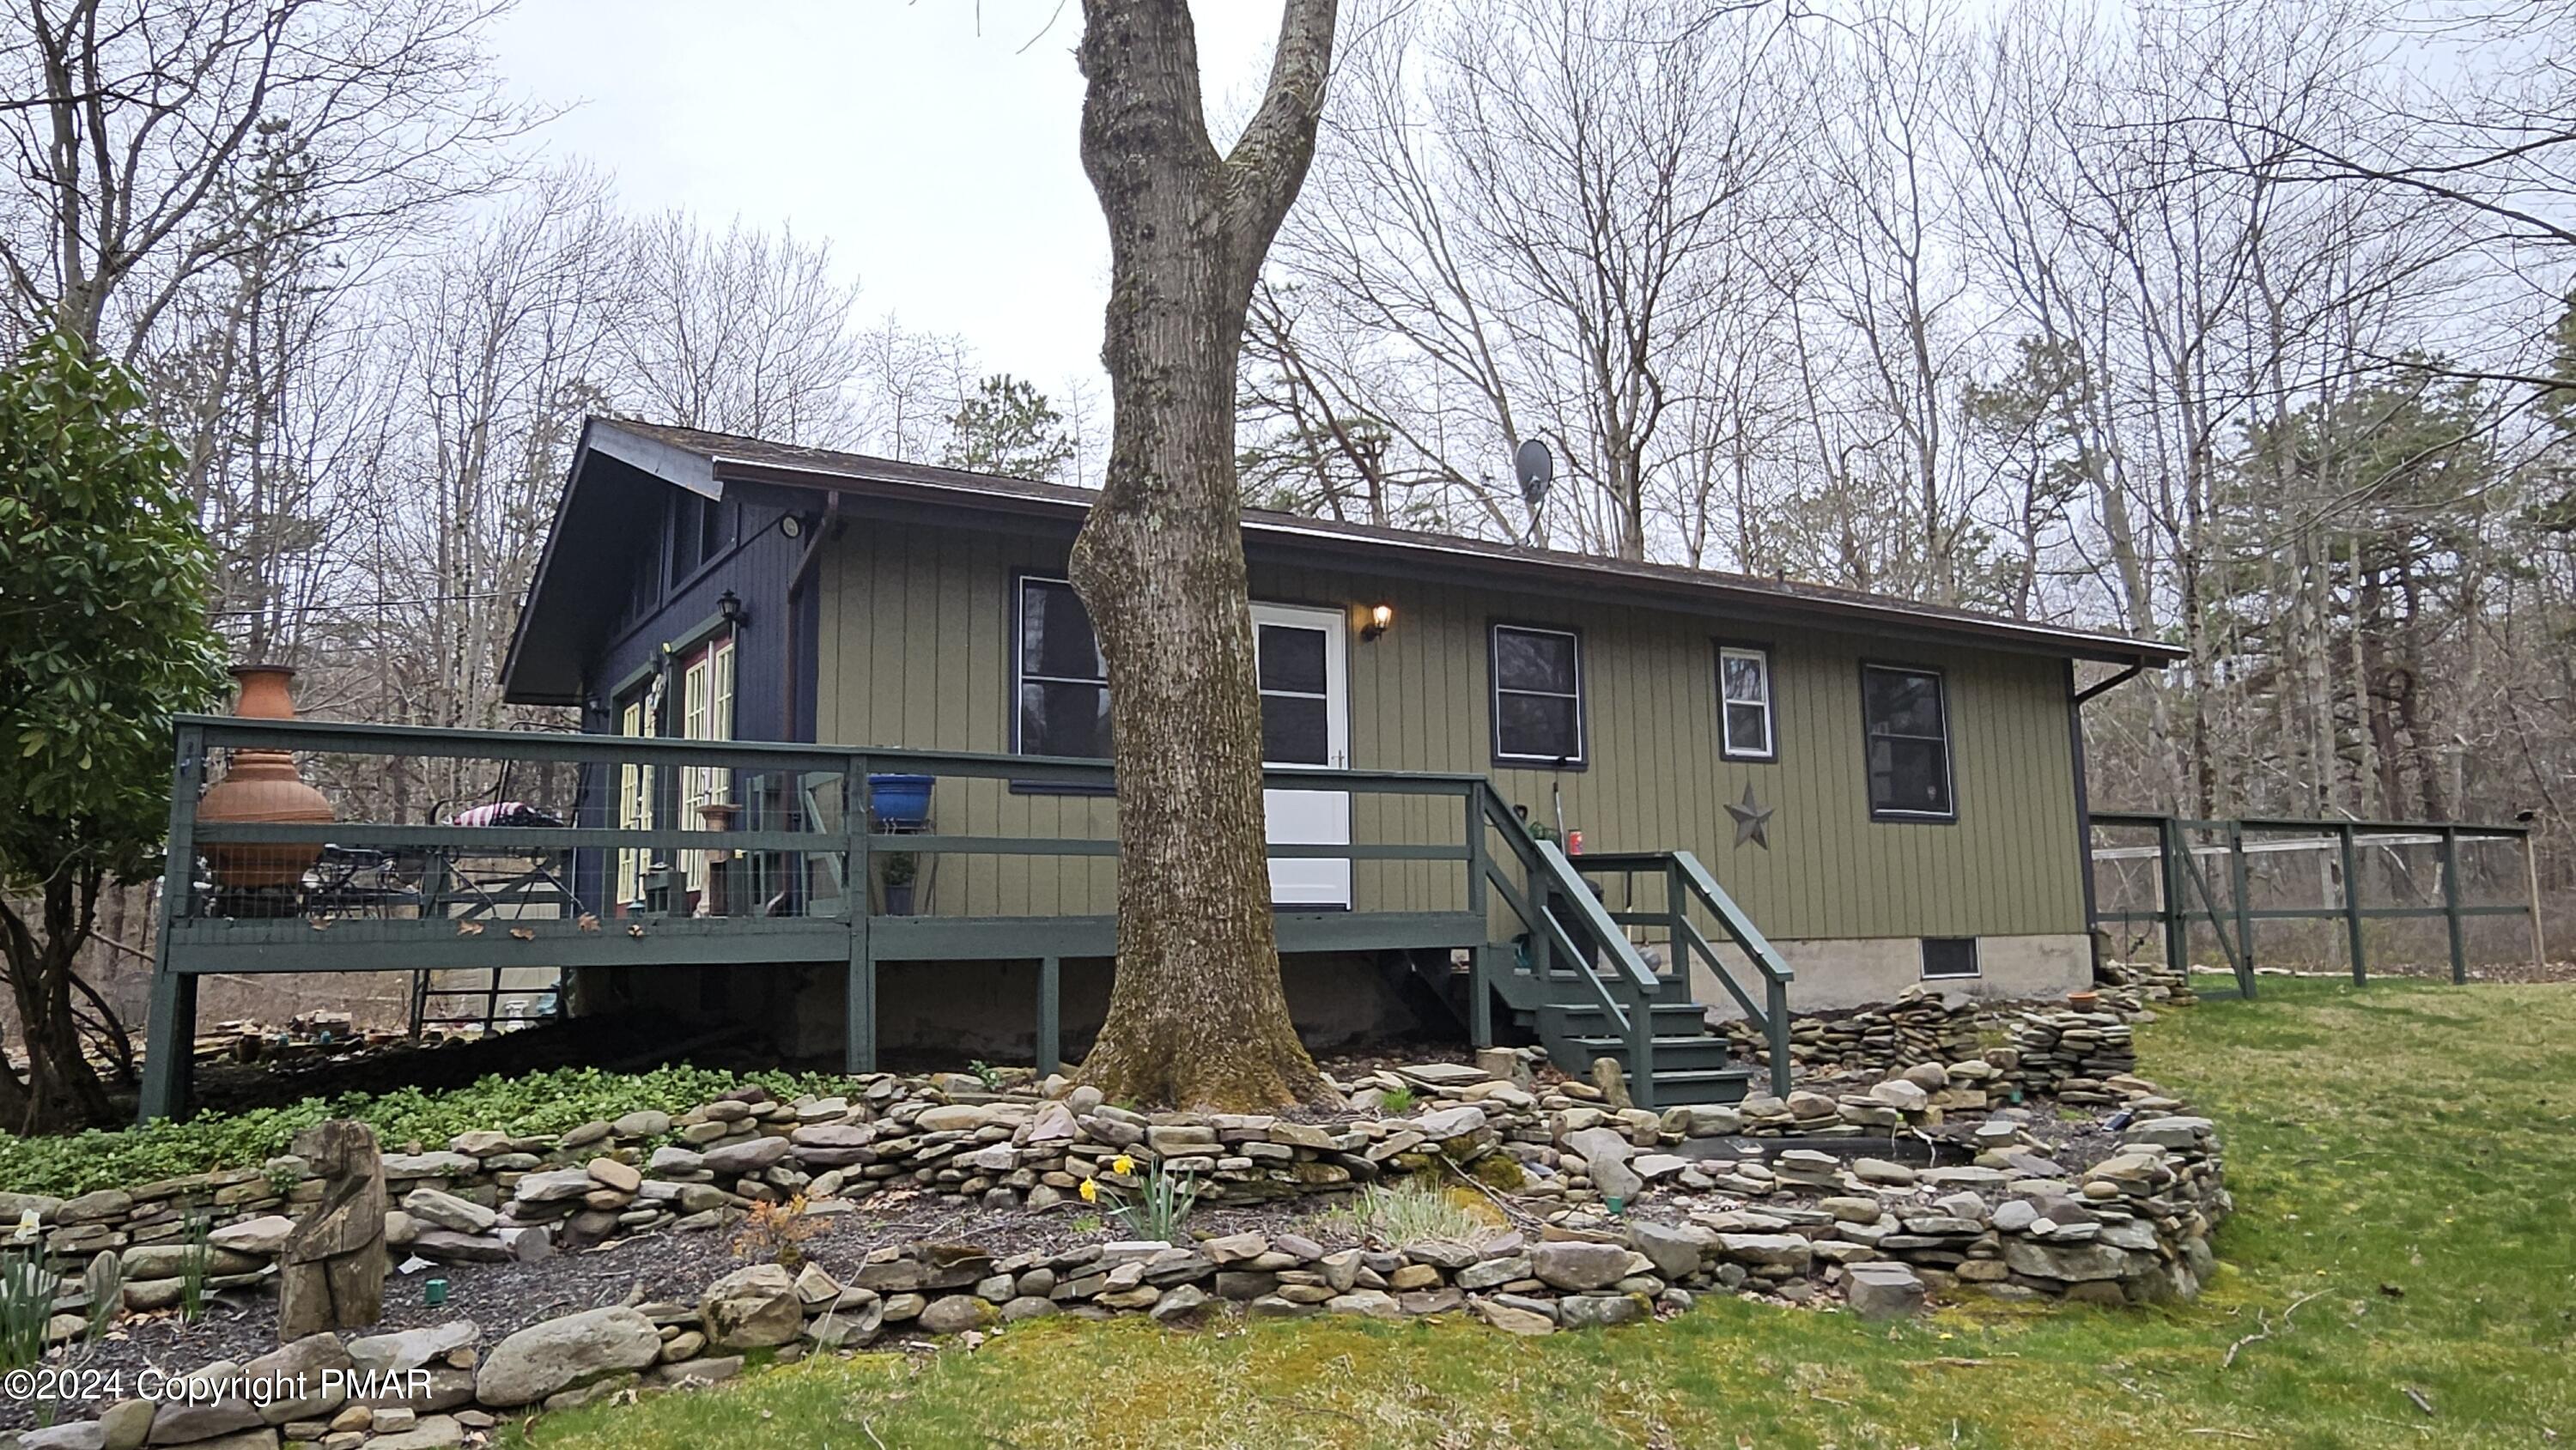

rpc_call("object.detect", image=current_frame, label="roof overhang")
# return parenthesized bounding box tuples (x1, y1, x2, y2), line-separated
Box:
(503, 418, 2182, 705)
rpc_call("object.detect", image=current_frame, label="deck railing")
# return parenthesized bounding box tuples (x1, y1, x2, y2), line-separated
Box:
(1579, 849, 1797, 1098)
(146, 716, 1501, 1117)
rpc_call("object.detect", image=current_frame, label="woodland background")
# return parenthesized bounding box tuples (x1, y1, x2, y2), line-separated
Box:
(6, 0, 2574, 1026)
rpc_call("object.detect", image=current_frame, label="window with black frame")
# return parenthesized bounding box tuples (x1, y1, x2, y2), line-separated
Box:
(1013, 576, 1111, 759)
(1491, 623, 1584, 765)
(1861, 663, 1953, 819)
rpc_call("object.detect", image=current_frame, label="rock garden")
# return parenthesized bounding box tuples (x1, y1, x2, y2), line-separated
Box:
(0, 985, 2228, 1450)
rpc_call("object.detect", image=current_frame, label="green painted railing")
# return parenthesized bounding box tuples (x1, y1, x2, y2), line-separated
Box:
(1467, 786, 1669, 1107)
(1581, 849, 1796, 1098)
(143, 716, 1552, 1118)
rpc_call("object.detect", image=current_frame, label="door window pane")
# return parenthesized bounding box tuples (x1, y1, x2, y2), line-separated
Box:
(1261, 694, 1330, 765)
(1257, 625, 1328, 695)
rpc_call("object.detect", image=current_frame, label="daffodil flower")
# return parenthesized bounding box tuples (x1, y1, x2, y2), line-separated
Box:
(1110, 1154, 1136, 1177)
(1078, 1176, 1098, 1204)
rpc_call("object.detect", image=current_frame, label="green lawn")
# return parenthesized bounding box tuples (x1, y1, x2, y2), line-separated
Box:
(513, 979, 2576, 1448)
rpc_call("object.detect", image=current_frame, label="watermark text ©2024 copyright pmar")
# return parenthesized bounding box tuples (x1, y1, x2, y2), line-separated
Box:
(1, 1365, 442, 1406)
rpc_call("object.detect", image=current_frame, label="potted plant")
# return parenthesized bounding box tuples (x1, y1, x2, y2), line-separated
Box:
(879, 852, 918, 916)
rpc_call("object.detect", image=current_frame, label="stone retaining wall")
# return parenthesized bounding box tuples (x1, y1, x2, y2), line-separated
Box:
(0, 1047, 2229, 1450)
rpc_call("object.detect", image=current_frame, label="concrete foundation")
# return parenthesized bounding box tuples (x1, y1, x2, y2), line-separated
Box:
(1686, 932, 2091, 1019)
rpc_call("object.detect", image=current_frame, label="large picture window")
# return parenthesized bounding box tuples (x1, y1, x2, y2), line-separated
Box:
(1862, 663, 1954, 820)
(1013, 576, 1110, 759)
(1491, 623, 1584, 766)
(1716, 644, 1775, 761)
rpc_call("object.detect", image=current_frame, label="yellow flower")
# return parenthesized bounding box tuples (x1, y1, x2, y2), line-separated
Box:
(1078, 1176, 1098, 1203)
(1110, 1155, 1136, 1177)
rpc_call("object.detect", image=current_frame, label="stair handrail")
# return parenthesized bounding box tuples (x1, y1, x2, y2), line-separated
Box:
(1473, 784, 1663, 1107)
(1665, 849, 1795, 1099)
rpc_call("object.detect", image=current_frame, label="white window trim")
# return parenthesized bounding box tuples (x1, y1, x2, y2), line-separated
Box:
(1717, 644, 1775, 761)
(678, 632, 736, 900)
(1920, 937, 1982, 980)
(1862, 662, 1958, 822)
(1490, 623, 1586, 767)
(1010, 573, 1111, 759)
(615, 695, 653, 908)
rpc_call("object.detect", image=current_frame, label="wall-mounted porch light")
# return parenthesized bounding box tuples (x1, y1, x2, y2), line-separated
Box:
(718, 589, 744, 625)
(1360, 603, 1394, 641)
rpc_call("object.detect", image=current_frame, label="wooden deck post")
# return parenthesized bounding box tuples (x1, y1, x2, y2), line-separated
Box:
(138, 725, 204, 1123)
(1465, 786, 1492, 1049)
(1036, 956, 1061, 1076)
(2338, 824, 2366, 986)
(845, 758, 876, 1073)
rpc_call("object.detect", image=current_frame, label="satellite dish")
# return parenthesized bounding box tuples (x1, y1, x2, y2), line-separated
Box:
(1514, 438, 1554, 509)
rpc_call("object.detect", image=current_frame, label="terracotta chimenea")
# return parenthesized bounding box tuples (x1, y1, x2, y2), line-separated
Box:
(197, 664, 335, 889)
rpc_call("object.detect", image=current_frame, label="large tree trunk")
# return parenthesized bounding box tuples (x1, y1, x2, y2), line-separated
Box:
(1069, 0, 1340, 1109)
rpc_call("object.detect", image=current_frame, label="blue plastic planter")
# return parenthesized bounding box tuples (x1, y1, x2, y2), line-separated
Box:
(867, 774, 935, 827)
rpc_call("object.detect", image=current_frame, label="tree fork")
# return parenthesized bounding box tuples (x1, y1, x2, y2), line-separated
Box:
(1070, 0, 1341, 1110)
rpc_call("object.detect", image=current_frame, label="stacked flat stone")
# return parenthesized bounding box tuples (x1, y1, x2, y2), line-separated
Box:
(1718, 986, 1985, 1074)
(2006, 1010, 2138, 1099)
(2094, 956, 2199, 1006)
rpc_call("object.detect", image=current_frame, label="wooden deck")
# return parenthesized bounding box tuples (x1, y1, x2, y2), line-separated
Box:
(142, 716, 1790, 1120)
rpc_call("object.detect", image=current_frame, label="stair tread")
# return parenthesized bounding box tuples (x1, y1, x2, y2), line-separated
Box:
(1565, 1034, 1731, 1048)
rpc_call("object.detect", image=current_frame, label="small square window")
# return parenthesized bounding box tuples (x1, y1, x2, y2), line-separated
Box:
(1716, 644, 1774, 760)
(1921, 937, 1980, 980)
(1491, 624, 1584, 765)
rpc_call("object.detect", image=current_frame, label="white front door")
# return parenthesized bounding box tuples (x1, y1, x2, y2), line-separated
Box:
(1252, 603, 1352, 908)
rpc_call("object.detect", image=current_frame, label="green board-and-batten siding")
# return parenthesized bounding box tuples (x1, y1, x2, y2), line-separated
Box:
(813, 519, 2087, 943)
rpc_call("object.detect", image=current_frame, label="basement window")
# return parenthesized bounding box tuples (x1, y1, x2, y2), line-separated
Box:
(1920, 937, 1981, 980)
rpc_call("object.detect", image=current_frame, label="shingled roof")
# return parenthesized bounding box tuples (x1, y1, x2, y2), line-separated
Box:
(501, 416, 2181, 704)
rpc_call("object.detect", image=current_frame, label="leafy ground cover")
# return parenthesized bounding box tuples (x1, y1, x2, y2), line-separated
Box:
(0, 1065, 853, 1197)
(513, 978, 2576, 1449)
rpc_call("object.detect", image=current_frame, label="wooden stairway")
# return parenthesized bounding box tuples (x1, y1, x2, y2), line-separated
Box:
(1419, 792, 1798, 1110)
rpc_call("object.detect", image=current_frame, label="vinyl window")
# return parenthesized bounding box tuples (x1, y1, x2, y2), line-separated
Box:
(1013, 576, 1111, 759)
(1862, 663, 1954, 820)
(1491, 624, 1584, 765)
(1717, 645, 1775, 760)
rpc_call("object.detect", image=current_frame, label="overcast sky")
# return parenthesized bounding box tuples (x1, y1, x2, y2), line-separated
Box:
(487, 0, 1286, 402)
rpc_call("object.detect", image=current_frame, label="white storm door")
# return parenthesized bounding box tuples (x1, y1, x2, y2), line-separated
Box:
(1252, 603, 1352, 908)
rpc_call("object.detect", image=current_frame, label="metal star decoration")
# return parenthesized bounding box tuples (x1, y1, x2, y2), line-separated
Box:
(1726, 782, 1776, 850)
